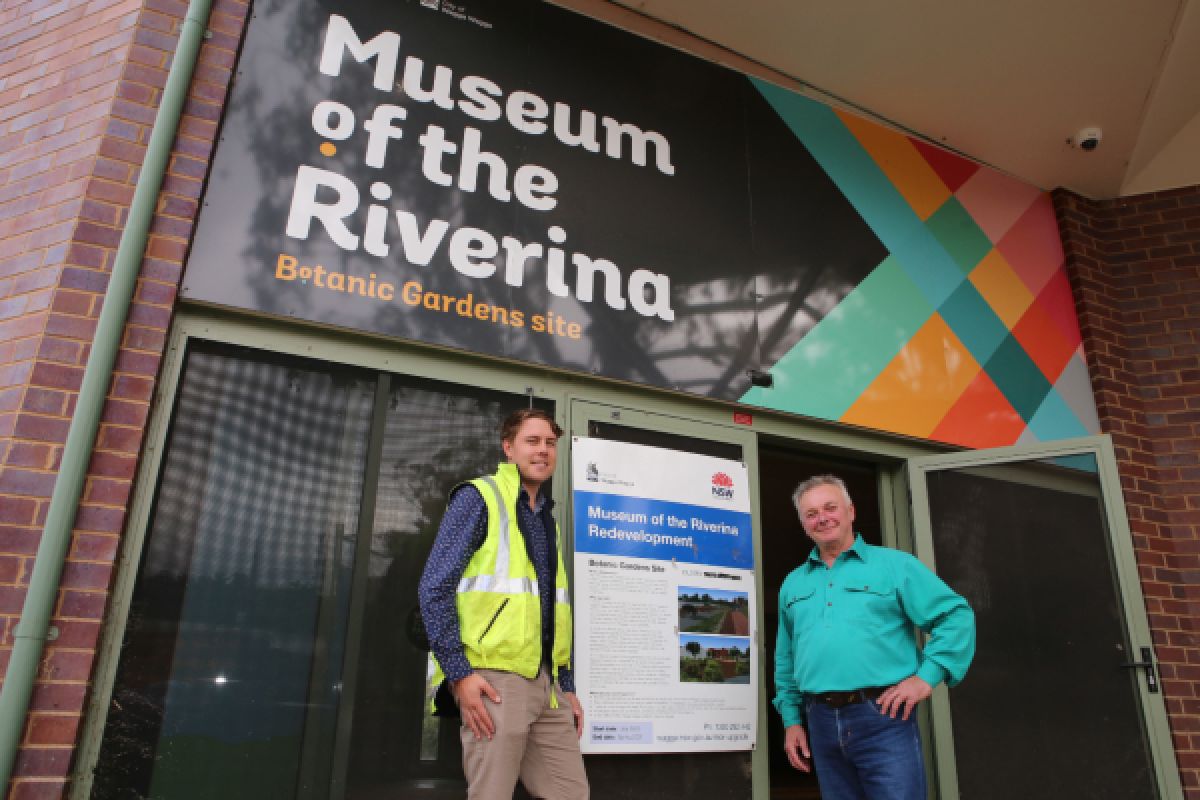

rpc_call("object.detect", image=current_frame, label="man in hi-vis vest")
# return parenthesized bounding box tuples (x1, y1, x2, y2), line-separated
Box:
(419, 408, 588, 799)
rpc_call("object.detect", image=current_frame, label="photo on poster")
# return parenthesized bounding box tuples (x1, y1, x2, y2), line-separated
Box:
(679, 634, 752, 684)
(678, 586, 749, 634)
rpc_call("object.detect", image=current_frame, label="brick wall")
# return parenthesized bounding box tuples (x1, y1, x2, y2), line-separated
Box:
(0, 0, 245, 796)
(1054, 186, 1200, 797)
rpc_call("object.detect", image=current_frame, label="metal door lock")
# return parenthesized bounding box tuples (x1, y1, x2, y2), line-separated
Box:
(1118, 646, 1159, 693)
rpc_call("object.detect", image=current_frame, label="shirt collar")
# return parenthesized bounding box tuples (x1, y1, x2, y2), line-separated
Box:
(518, 486, 548, 514)
(805, 533, 867, 567)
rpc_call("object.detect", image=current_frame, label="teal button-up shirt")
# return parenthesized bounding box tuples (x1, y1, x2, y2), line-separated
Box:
(773, 534, 975, 727)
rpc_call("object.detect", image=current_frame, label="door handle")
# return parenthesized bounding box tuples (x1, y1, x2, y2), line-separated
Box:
(1118, 647, 1159, 693)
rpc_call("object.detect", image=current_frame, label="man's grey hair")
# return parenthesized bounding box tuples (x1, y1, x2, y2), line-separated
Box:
(791, 474, 853, 509)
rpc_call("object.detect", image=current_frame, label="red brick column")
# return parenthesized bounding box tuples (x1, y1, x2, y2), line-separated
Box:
(1054, 186, 1200, 797)
(0, 0, 245, 796)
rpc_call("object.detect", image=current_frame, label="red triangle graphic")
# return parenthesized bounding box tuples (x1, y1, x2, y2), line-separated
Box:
(930, 370, 1026, 448)
(911, 139, 980, 193)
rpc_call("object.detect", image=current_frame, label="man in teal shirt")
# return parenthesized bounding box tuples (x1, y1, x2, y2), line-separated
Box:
(774, 474, 975, 799)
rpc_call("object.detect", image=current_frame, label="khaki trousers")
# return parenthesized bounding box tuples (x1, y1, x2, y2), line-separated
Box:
(461, 668, 589, 800)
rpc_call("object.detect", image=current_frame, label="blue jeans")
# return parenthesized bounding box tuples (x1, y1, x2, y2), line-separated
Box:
(804, 697, 926, 800)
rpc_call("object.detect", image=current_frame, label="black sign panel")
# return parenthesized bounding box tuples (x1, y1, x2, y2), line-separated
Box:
(182, 0, 885, 399)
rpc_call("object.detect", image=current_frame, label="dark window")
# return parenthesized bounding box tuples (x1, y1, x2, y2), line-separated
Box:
(93, 342, 548, 800)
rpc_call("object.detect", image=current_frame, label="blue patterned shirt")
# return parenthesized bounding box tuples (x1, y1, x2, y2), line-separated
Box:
(419, 482, 574, 692)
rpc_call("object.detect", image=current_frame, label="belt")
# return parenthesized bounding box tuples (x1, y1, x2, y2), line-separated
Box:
(811, 687, 885, 709)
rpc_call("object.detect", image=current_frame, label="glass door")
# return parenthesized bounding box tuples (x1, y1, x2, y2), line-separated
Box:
(89, 341, 558, 799)
(91, 344, 377, 800)
(908, 436, 1183, 799)
(332, 376, 556, 800)
(566, 400, 766, 800)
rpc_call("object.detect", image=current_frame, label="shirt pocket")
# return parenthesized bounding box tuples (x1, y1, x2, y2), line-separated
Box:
(842, 580, 897, 630)
(783, 587, 819, 633)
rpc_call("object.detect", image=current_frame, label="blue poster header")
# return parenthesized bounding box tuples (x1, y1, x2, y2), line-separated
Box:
(573, 490, 753, 569)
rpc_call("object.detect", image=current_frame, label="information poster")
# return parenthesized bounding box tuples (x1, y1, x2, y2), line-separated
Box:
(572, 437, 757, 753)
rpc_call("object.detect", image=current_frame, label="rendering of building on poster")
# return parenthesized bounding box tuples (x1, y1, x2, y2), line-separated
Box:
(571, 438, 757, 754)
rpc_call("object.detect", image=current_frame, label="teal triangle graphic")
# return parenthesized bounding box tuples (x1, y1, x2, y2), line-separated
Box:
(750, 79, 967, 309)
(925, 196, 993, 275)
(742, 254, 933, 418)
(1028, 386, 1090, 440)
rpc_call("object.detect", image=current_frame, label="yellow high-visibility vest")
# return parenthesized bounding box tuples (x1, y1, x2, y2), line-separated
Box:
(433, 463, 572, 686)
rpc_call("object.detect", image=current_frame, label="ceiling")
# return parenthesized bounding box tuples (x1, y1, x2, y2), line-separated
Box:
(555, 0, 1200, 199)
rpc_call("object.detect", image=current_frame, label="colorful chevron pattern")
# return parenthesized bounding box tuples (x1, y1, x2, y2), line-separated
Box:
(742, 80, 1099, 448)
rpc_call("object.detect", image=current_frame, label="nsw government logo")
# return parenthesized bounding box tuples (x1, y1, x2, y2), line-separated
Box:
(711, 472, 734, 500)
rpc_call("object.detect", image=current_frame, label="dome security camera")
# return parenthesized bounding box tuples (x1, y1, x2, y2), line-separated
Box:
(1072, 127, 1103, 151)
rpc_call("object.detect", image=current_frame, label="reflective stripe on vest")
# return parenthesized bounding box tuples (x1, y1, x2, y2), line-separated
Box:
(458, 573, 568, 604)
(480, 475, 512, 582)
(458, 574, 569, 604)
(455, 474, 543, 598)
(465, 475, 571, 604)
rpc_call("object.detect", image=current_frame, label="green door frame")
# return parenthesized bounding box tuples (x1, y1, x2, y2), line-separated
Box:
(907, 435, 1184, 800)
(76, 307, 1064, 798)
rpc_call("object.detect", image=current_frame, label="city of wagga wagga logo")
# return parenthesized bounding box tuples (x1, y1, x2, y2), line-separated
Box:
(711, 472, 734, 499)
(283, 14, 677, 322)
